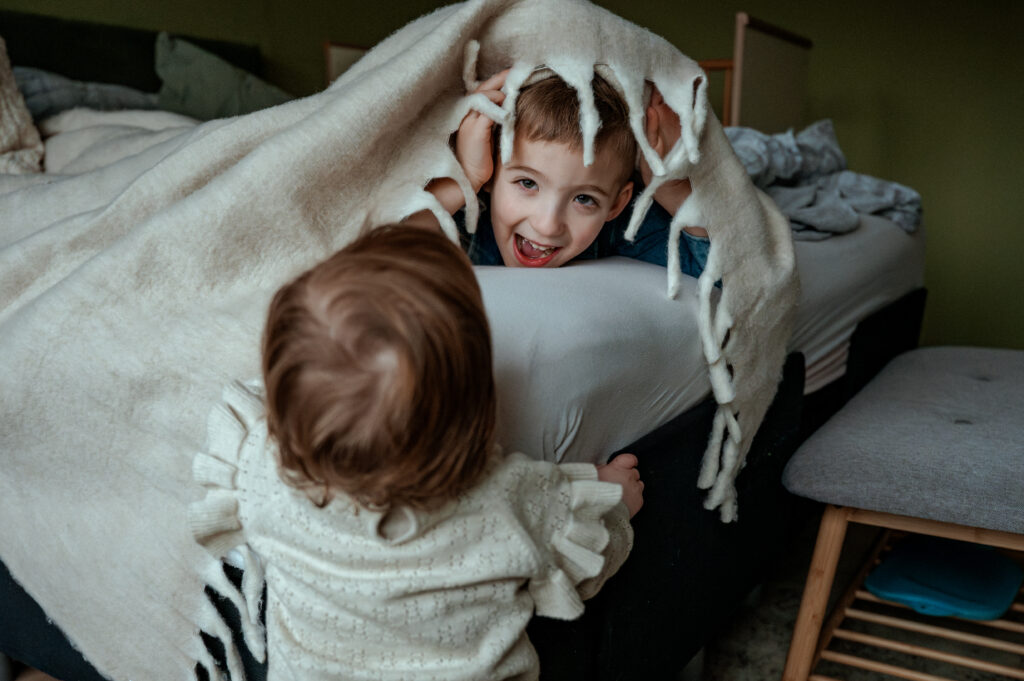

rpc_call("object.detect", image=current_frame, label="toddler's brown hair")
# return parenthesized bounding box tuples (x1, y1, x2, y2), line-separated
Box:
(262, 225, 496, 510)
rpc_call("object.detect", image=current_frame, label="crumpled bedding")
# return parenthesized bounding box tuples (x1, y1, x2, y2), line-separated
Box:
(38, 107, 198, 174)
(726, 119, 922, 240)
(14, 66, 160, 121)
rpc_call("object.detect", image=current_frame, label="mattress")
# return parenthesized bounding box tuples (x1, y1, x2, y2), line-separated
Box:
(792, 215, 926, 393)
(479, 214, 925, 464)
(34, 110, 926, 466)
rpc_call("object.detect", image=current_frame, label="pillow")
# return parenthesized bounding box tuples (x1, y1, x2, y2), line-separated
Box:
(0, 36, 43, 173)
(155, 32, 292, 120)
(14, 66, 159, 121)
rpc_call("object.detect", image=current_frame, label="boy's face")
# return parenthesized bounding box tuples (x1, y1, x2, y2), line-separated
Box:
(488, 137, 633, 268)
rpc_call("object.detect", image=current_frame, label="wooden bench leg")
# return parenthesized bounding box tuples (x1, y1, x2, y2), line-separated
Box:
(781, 505, 850, 681)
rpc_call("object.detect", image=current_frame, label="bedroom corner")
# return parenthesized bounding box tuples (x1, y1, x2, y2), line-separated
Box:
(0, 1, 1021, 681)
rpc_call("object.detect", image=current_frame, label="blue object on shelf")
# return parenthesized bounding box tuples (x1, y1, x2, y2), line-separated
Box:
(865, 535, 1023, 620)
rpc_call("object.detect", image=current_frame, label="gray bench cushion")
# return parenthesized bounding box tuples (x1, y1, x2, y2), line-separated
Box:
(784, 346, 1024, 534)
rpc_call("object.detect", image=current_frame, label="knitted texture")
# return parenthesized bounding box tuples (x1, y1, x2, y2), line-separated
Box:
(0, 1, 796, 679)
(190, 381, 632, 680)
(0, 36, 43, 173)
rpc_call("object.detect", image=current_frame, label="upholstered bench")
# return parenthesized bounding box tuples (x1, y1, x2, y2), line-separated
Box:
(779, 346, 1024, 681)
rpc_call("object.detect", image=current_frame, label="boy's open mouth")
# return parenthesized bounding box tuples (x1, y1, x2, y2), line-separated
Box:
(513, 234, 559, 267)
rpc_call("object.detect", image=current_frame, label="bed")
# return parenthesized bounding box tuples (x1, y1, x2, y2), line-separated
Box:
(0, 7, 926, 681)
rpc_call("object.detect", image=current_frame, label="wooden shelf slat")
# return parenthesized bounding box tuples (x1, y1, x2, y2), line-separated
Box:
(845, 606, 1024, 655)
(832, 628, 1024, 679)
(819, 649, 955, 681)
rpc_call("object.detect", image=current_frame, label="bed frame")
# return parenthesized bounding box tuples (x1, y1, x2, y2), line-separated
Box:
(0, 9, 265, 92)
(0, 9, 928, 681)
(699, 12, 814, 134)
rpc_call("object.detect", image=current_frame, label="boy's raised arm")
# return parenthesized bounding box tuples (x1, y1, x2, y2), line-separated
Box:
(641, 87, 707, 238)
(403, 70, 509, 230)
(456, 69, 509, 193)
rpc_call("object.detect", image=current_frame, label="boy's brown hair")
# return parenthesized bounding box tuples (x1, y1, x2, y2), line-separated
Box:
(514, 74, 637, 186)
(262, 225, 496, 510)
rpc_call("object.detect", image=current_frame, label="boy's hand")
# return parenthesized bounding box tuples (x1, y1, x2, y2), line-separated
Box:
(456, 69, 509, 192)
(640, 85, 694, 218)
(596, 453, 645, 518)
(404, 69, 510, 227)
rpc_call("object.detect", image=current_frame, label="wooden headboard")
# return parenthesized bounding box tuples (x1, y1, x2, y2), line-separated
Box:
(700, 12, 812, 133)
(0, 9, 264, 92)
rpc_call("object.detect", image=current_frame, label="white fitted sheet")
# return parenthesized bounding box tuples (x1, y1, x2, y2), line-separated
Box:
(791, 215, 926, 392)
(477, 215, 925, 464)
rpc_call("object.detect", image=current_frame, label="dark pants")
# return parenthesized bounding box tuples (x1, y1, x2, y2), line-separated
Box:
(0, 558, 107, 681)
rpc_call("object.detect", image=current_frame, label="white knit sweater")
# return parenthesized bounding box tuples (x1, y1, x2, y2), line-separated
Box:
(0, 37, 43, 173)
(190, 381, 633, 680)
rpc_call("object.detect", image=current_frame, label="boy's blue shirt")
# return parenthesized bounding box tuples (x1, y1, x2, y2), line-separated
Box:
(457, 182, 710, 277)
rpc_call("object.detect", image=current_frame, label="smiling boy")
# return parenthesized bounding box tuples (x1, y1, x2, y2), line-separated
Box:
(408, 70, 709, 274)
(488, 131, 630, 267)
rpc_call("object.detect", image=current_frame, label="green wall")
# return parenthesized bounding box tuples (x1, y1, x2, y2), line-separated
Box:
(601, 0, 1024, 350)
(3, 0, 1022, 349)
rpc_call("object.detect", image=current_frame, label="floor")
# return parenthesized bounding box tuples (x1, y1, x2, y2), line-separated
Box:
(696, 510, 1024, 681)
(692, 508, 864, 681)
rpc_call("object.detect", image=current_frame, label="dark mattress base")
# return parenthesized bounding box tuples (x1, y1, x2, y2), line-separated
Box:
(530, 350, 806, 680)
(0, 288, 927, 681)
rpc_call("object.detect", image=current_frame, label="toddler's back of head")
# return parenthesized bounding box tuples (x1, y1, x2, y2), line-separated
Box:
(262, 225, 496, 510)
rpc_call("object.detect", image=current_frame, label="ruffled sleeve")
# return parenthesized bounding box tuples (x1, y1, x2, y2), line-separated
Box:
(528, 462, 634, 621)
(188, 380, 265, 557)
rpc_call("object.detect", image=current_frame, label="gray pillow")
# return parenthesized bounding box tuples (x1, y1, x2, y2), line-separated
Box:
(155, 32, 292, 120)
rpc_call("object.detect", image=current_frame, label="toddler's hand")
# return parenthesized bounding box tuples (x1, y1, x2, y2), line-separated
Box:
(456, 69, 509, 192)
(596, 453, 644, 519)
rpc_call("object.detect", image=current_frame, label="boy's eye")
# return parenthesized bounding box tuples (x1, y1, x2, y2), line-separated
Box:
(516, 178, 537, 190)
(574, 194, 598, 207)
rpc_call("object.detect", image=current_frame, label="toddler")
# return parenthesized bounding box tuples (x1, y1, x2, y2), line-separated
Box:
(409, 70, 709, 277)
(208, 225, 643, 680)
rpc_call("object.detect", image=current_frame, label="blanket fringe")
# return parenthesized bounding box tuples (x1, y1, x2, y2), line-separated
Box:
(234, 546, 268, 646)
(498, 62, 534, 166)
(665, 212, 684, 298)
(694, 240, 745, 522)
(196, 592, 241, 681)
(194, 641, 225, 681)
(192, 555, 267, 681)
(545, 58, 601, 167)
(409, 187, 461, 243)
(462, 40, 481, 93)
(624, 180, 656, 244)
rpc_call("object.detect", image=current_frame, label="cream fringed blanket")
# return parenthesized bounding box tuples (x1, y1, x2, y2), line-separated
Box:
(0, 0, 797, 679)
